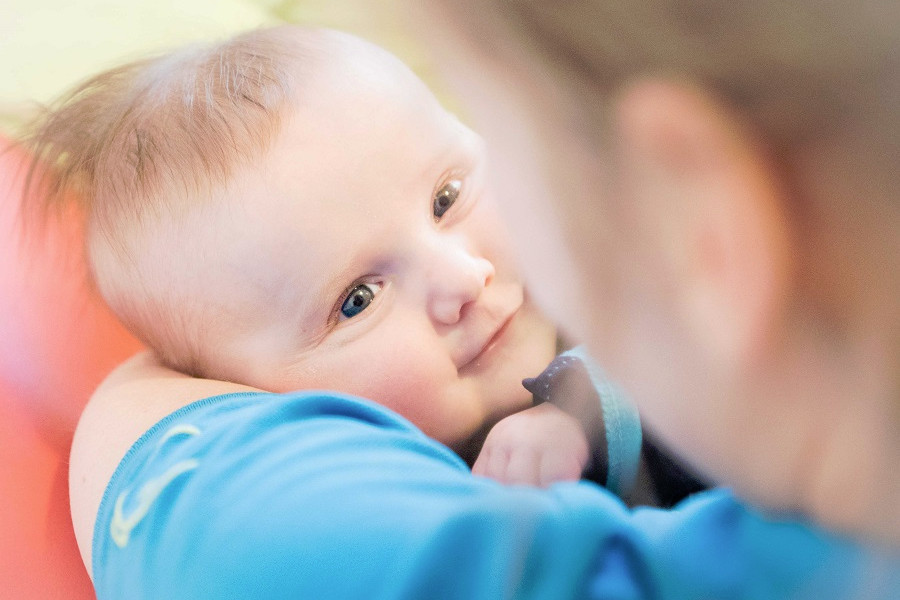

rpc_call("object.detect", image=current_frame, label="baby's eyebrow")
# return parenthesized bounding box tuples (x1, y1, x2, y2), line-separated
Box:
(420, 125, 475, 181)
(304, 248, 369, 323)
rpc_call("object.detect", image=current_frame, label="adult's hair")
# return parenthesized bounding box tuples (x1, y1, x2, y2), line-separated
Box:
(439, 1, 899, 163)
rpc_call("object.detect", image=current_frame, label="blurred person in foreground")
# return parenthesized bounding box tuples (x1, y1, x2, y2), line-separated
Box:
(417, 0, 900, 547)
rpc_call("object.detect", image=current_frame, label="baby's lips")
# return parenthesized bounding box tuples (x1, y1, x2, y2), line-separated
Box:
(455, 301, 520, 370)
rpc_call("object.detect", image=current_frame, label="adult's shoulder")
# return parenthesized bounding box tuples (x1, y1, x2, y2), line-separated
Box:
(68, 351, 257, 577)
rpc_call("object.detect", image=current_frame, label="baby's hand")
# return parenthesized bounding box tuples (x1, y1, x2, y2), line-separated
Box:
(472, 403, 590, 487)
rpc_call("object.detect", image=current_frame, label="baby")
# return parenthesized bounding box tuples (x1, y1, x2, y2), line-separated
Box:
(27, 25, 689, 495)
(47, 12, 898, 600)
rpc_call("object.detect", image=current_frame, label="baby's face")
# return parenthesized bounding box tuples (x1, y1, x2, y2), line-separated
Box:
(164, 34, 556, 454)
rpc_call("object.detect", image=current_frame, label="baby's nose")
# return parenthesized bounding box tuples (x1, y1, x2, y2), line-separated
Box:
(426, 250, 495, 325)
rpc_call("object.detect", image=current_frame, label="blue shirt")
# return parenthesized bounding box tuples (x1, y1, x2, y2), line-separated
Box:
(93, 391, 900, 599)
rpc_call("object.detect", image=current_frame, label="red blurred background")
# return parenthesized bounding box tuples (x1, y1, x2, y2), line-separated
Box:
(0, 136, 142, 599)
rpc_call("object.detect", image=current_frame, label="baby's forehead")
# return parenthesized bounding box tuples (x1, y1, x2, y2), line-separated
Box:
(290, 30, 444, 112)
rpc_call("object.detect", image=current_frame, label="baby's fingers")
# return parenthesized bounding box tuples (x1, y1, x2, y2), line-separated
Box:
(471, 447, 495, 478)
(501, 449, 542, 486)
(472, 444, 511, 481)
(538, 451, 583, 488)
(473, 446, 543, 487)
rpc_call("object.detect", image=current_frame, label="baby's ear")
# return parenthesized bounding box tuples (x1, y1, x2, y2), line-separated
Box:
(611, 78, 791, 374)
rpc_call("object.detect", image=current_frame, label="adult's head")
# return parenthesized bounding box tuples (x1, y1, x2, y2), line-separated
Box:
(417, 1, 900, 542)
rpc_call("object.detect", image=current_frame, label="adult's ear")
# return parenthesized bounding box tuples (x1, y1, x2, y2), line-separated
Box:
(611, 78, 791, 374)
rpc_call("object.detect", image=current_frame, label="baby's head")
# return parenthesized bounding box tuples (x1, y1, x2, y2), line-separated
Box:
(26, 26, 557, 457)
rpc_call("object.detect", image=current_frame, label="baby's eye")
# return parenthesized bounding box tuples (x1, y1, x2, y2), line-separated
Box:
(433, 178, 462, 221)
(339, 282, 382, 320)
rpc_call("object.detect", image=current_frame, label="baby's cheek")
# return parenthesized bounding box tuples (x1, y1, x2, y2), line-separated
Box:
(337, 352, 465, 437)
(475, 196, 513, 248)
(360, 368, 440, 415)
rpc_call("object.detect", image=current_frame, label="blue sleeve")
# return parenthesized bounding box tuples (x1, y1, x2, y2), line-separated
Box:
(93, 391, 899, 600)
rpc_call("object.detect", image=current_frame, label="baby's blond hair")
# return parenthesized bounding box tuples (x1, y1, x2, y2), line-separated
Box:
(22, 26, 331, 375)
